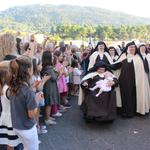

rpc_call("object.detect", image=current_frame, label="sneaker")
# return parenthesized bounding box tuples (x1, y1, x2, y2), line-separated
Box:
(65, 99, 69, 104)
(45, 119, 57, 125)
(49, 117, 56, 121)
(59, 109, 67, 113)
(40, 125, 46, 130)
(63, 103, 72, 109)
(59, 105, 66, 110)
(38, 128, 48, 134)
(52, 112, 62, 117)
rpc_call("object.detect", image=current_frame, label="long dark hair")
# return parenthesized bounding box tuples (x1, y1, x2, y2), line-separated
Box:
(33, 58, 41, 76)
(42, 51, 53, 68)
(54, 50, 62, 58)
(54, 50, 64, 63)
(9, 57, 32, 95)
(0, 66, 10, 96)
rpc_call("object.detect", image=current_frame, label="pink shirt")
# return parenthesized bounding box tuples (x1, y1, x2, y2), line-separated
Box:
(55, 63, 68, 93)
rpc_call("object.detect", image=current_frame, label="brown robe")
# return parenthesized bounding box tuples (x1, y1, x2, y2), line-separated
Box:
(79, 72, 118, 121)
(112, 53, 150, 115)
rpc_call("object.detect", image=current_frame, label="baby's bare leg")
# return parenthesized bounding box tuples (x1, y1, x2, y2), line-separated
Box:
(96, 89, 103, 97)
(89, 85, 99, 91)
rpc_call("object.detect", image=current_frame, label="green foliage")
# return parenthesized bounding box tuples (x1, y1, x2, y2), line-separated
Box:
(0, 5, 150, 41)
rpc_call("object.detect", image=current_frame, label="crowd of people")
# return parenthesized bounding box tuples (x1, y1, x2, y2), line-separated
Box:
(0, 33, 82, 150)
(79, 41, 150, 122)
(0, 32, 150, 150)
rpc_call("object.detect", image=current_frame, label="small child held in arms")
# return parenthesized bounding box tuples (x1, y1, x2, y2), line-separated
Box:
(90, 71, 114, 97)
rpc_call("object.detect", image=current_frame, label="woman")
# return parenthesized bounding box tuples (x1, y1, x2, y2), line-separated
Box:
(80, 50, 90, 76)
(29, 34, 37, 58)
(79, 61, 118, 122)
(0, 33, 23, 150)
(138, 44, 150, 82)
(111, 41, 150, 117)
(108, 46, 119, 62)
(88, 41, 112, 71)
(0, 65, 21, 150)
(0, 33, 17, 61)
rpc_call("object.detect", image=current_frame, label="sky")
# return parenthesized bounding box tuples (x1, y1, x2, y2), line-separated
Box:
(0, 0, 150, 18)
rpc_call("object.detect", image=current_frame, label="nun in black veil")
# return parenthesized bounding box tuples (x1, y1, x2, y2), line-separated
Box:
(138, 44, 150, 83)
(88, 41, 113, 71)
(108, 46, 119, 62)
(111, 41, 150, 117)
(78, 61, 118, 122)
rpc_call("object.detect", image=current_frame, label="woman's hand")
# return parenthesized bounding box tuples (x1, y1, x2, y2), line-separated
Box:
(106, 80, 115, 87)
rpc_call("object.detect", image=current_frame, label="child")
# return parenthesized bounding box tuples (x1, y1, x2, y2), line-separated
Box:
(41, 51, 60, 124)
(72, 60, 82, 96)
(31, 58, 50, 134)
(54, 51, 71, 109)
(9, 57, 43, 150)
(62, 57, 72, 100)
(89, 71, 114, 97)
(0, 65, 21, 150)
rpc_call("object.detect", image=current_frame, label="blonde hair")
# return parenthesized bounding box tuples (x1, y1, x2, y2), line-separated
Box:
(0, 33, 16, 57)
(0, 61, 10, 68)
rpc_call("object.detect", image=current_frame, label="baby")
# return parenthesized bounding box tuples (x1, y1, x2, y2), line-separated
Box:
(89, 71, 114, 97)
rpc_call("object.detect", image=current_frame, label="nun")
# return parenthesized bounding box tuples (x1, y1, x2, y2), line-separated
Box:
(108, 46, 119, 62)
(88, 41, 113, 71)
(79, 61, 118, 122)
(138, 44, 150, 82)
(111, 41, 150, 117)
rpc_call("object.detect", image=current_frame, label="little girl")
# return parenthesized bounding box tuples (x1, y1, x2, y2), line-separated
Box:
(41, 51, 60, 124)
(31, 58, 50, 134)
(9, 56, 43, 150)
(0, 65, 21, 150)
(72, 60, 82, 96)
(54, 51, 71, 109)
